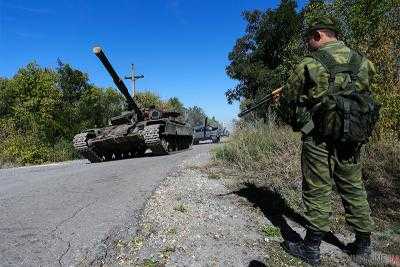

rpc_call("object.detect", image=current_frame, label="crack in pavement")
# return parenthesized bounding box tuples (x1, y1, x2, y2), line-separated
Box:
(58, 241, 71, 266)
(51, 201, 97, 265)
(89, 233, 112, 266)
(51, 200, 97, 236)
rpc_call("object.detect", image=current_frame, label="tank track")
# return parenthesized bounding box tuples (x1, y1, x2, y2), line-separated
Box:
(143, 125, 168, 155)
(72, 133, 102, 163)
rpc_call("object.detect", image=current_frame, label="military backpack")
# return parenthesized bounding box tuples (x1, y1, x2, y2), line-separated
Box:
(309, 49, 380, 144)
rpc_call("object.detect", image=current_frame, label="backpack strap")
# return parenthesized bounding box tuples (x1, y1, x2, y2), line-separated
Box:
(310, 49, 363, 94)
(342, 100, 351, 141)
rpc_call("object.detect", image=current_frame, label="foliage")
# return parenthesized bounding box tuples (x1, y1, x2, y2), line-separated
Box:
(225, 0, 302, 106)
(165, 97, 184, 113)
(135, 90, 163, 109)
(0, 62, 125, 166)
(227, 0, 400, 135)
(185, 106, 206, 127)
(213, 118, 300, 175)
(262, 225, 281, 238)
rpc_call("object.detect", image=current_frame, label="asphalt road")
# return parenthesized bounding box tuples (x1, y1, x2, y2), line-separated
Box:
(0, 144, 212, 266)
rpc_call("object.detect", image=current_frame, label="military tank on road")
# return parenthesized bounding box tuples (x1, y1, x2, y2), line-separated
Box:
(73, 47, 193, 163)
(192, 117, 221, 145)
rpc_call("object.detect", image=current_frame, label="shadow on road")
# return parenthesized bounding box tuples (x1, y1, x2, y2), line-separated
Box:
(231, 182, 305, 242)
(248, 260, 267, 267)
(225, 182, 347, 250)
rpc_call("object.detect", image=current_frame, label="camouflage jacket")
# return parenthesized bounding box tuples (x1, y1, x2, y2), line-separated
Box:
(279, 40, 376, 133)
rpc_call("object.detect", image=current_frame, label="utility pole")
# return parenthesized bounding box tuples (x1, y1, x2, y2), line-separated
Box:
(124, 64, 144, 97)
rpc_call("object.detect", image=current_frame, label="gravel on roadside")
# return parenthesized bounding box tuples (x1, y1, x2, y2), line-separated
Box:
(112, 147, 396, 267)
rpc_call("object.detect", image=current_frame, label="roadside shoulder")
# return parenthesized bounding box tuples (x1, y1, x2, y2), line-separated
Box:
(115, 152, 276, 266)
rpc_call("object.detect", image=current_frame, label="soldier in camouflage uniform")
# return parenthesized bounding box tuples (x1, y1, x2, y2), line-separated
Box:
(278, 16, 375, 266)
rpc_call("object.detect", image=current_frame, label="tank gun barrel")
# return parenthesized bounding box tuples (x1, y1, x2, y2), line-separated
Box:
(93, 47, 143, 119)
(238, 87, 283, 117)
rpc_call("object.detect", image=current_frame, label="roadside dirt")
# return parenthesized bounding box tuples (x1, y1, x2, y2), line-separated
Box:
(112, 147, 399, 266)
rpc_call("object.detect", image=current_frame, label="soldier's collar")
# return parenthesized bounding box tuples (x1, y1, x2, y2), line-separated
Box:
(319, 40, 343, 50)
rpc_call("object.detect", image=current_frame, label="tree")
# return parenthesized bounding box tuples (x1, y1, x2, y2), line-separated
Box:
(6, 63, 62, 142)
(0, 78, 13, 117)
(165, 97, 184, 113)
(134, 90, 163, 108)
(186, 106, 207, 127)
(57, 60, 89, 104)
(226, 0, 302, 106)
(0, 61, 126, 165)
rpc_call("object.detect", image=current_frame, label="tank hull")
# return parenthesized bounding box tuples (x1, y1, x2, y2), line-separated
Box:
(73, 119, 193, 163)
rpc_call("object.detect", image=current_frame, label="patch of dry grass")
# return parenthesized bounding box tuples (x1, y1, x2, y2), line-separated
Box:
(212, 119, 303, 210)
(362, 136, 400, 230)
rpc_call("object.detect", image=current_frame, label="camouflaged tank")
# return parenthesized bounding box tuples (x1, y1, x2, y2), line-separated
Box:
(72, 47, 193, 163)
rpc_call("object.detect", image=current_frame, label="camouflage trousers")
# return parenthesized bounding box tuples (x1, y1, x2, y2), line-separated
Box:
(301, 135, 374, 233)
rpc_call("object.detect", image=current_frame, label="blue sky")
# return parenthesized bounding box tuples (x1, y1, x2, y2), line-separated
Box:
(0, 0, 306, 126)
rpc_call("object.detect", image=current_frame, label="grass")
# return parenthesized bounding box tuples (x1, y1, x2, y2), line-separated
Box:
(142, 258, 159, 267)
(211, 118, 400, 253)
(212, 119, 303, 211)
(262, 225, 281, 238)
(166, 227, 177, 235)
(207, 172, 220, 179)
(173, 203, 187, 213)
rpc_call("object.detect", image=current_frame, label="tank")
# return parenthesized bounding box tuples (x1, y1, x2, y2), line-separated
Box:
(72, 47, 193, 163)
(192, 117, 221, 145)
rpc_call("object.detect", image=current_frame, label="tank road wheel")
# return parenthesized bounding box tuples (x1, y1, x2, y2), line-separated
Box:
(161, 137, 170, 153)
(112, 152, 122, 160)
(102, 153, 113, 162)
(186, 136, 193, 148)
(72, 133, 102, 163)
(178, 136, 190, 150)
(169, 136, 178, 152)
(133, 146, 146, 157)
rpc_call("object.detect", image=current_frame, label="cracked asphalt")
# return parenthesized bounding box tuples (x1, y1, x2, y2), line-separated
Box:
(0, 144, 212, 266)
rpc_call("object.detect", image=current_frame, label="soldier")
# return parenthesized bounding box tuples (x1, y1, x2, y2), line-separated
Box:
(278, 16, 376, 265)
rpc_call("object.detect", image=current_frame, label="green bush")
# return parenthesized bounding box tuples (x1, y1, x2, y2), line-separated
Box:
(0, 129, 49, 166)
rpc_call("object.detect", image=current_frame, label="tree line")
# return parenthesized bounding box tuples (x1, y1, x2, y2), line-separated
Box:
(226, 0, 400, 137)
(0, 61, 220, 166)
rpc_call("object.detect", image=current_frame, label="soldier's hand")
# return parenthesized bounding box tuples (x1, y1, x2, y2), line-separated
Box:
(272, 89, 283, 104)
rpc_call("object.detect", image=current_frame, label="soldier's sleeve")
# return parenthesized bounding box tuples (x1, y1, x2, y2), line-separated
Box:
(279, 57, 315, 130)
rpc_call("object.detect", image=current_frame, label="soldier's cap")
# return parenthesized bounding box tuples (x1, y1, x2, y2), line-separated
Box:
(304, 16, 340, 38)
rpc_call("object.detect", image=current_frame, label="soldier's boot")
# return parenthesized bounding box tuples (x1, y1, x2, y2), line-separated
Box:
(282, 230, 324, 266)
(345, 232, 371, 256)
